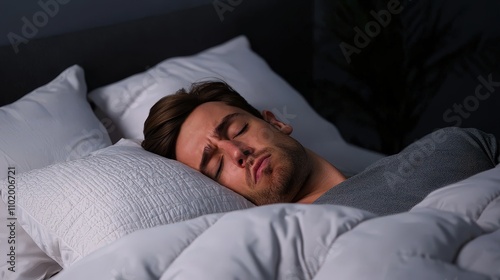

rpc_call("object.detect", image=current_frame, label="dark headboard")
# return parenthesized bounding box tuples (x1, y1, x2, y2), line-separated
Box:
(0, 0, 313, 106)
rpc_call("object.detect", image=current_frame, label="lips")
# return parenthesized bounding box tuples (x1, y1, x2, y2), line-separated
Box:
(253, 155, 270, 184)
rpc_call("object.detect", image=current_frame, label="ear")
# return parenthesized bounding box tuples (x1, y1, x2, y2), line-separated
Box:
(261, 110, 293, 135)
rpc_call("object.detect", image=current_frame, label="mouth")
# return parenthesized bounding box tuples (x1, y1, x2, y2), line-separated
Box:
(253, 154, 271, 184)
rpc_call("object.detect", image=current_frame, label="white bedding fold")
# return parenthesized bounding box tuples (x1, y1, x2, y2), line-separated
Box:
(53, 166, 500, 280)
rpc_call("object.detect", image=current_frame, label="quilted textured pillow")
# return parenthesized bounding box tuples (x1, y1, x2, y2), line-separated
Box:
(1, 139, 254, 268)
(0, 65, 111, 280)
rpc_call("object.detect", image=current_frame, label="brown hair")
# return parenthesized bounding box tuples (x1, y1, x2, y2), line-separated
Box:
(142, 80, 262, 159)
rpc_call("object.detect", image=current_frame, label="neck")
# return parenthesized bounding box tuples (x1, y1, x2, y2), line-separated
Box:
(292, 149, 346, 204)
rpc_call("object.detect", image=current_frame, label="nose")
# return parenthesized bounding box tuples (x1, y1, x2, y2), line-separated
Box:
(218, 140, 252, 168)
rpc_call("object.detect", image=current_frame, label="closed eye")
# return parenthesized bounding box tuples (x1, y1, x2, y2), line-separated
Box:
(234, 123, 248, 138)
(215, 156, 223, 180)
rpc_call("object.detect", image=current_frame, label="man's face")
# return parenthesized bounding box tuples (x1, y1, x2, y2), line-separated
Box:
(175, 101, 310, 205)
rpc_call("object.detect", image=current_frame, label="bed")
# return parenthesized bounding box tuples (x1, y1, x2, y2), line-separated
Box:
(1, 0, 499, 279)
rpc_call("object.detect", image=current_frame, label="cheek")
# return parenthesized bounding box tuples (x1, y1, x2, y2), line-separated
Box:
(176, 139, 202, 169)
(252, 126, 279, 144)
(176, 149, 200, 171)
(220, 165, 248, 190)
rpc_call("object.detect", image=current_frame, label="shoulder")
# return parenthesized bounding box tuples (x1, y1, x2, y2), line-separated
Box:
(420, 127, 496, 150)
(403, 127, 499, 164)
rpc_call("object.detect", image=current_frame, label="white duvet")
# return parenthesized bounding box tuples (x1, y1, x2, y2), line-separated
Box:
(54, 166, 500, 280)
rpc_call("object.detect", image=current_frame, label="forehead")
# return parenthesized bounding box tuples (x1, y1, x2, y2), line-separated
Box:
(175, 102, 247, 168)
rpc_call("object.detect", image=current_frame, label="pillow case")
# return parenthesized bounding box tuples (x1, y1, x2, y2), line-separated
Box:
(89, 36, 384, 176)
(1, 139, 254, 268)
(0, 65, 112, 280)
(0, 65, 112, 179)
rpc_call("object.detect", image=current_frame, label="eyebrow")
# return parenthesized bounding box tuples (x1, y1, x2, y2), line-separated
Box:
(199, 112, 241, 176)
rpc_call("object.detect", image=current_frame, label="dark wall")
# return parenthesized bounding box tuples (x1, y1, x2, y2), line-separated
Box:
(312, 0, 500, 154)
(0, 0, 212, 47)
(11, 0, 498, 155)
(0, 0, 314, 107)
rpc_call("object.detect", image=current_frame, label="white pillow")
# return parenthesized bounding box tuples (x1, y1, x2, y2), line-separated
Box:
(0, 65, 112, 179)
(0, 65, 112, 280)
(1, 139, 254, 268)
(89, 36, 384, 175)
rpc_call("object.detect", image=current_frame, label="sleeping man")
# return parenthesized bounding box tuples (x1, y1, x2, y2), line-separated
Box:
(141, 81, 499, 215)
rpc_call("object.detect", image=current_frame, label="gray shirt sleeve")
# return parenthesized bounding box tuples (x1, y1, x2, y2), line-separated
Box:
(313, 127, 500, 216)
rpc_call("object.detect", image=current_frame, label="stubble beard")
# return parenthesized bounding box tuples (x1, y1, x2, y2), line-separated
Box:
(248, 139, 309, 205)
